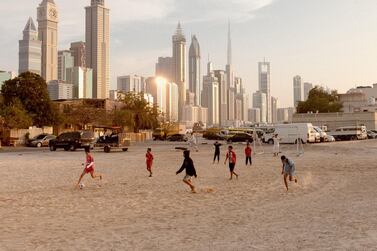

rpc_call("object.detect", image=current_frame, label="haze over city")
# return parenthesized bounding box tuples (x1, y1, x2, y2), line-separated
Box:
(1, 0, 377, 107)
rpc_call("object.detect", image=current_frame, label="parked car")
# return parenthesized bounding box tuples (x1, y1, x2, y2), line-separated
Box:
(49, 131, 96, 151)
(313, 126, 328, 142)
(329, 126, 368, 141)
(27, 134, 56, 147)
(227, 133, 254, 143)
(167, 134, 188, 142)
(202, 131, 225, 140)
(325, 135, 336, 142)
(367, 130, 377, 139)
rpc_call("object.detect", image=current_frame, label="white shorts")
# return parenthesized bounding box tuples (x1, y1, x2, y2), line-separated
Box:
(183, 175, 193, 181)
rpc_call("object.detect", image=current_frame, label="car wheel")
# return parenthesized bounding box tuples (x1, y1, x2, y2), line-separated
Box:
(64, 146, 70, 151)
(104, 145, 111, 153)
(37, 142, 42, 148)
(350, 136, 357, 141)
(69, 145, 77, 151)
(268, 139, 274, 145)
(49, 145, 56, 151)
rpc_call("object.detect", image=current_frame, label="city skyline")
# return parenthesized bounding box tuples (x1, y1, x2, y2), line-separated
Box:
(2, 0, 377, 106)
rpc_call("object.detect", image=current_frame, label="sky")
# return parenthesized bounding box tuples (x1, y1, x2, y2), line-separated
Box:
(1, 0, 377, 107)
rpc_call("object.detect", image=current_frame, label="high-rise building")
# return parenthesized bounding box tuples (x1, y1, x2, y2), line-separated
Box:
(167, 82, 179, 122)
(86, 0, 110, 99)
(248, 108, 261, 123)
(188, 35, 201, 106)
(37, 0, 58, 82)
(202, 73, 219, 126)
(70, 41, 86, 67)
(304, 82, 313, 101)
(117, 75, 146, 93)
(226, 22, 235, 121)
(58, 50, 74, 82)
(271, 96, 278, 123)
(47, 80, 73, 100)
(277, 108, 290, 123)
(293, 75, 303, 107)
(66, 67, 93, 98)
(146, 77, 168, 115)
(155, 57, 173, 81)
(258, 61, 271, 123)
(19, 17, 41, 75)
(253, 91, 267, 123)
(214, 70, 227, 126)
(0, 71, 13, 88)
(172, 23, 186, 121)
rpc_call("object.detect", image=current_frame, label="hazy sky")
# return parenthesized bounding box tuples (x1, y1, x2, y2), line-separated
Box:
(1, 0, 377, 107)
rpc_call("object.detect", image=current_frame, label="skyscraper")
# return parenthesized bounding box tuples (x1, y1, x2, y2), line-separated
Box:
(86, 0, 110, 99)
(146, 77, 168, 115)
(304, 82, 313, 101)
(226, 22, 235, 121)
(66, 67, 93, 99)
(271, 96, 278, 123)
(19, 17, 41, 75)
(117, 75, 146, 93)
(202, 73, 219, 126)
(172, 23, 186, 121)
(253, 91, 267, 123)
(189, 35, 201, 106)
(214, 70, 227, 126)
(156, 57, 173, 81)
(58, 50, 74, 82)
(37, 0, 58, 82)
(70, 41, 86, 67)
(293, 75, 303, 107)
(258, 61, 271, 123)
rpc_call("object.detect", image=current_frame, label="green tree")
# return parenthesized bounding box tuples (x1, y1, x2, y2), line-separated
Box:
(297, 86, 343, 113)
(0, 98, 33, 129)
(0, 72, 55, 126)
(62, 103, 105, 130)
(117, 92, 160, 132)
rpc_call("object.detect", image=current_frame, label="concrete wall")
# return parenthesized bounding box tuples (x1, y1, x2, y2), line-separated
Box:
(293, 112, 377, 131)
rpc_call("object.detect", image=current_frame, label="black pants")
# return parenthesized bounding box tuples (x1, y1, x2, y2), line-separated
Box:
(246, 156, 252, 165)
(214, 152, 220, 162)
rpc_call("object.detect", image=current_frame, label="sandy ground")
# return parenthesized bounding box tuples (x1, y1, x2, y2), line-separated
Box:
(1, 139, 377, 251)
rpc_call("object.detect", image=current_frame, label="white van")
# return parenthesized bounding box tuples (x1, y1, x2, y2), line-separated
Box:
(263, 123, 317, 144)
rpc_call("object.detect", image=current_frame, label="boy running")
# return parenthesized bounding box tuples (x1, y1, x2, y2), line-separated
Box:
(146, 148, 154, 177)
(281, 155, 298, 191)
(77, 147, 102, 187)
(213, 141, 222, 164)
(176, 150, 197, 193)
(245, 142, 253, 166)
(224, 146, 239, 180)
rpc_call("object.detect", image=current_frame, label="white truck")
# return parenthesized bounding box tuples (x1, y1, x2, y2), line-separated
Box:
(329, 126, 368, 141)
(263, 123, 318, 144)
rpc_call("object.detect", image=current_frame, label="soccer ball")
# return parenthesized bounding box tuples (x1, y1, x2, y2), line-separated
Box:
(79, 183, 85, 189)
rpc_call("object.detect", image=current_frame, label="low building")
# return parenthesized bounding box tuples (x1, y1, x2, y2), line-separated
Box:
(292, 112, 377, 131)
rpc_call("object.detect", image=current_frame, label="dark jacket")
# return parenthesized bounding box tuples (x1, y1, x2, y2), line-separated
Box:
(176, 157, 197, 177)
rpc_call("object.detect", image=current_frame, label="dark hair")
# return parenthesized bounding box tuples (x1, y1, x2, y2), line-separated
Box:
(228, 145, 233, 149)
(281, 155, 287, 161)
(85, 147, 90, 153)
(147, 148, 151, 151)
(183, 150, 190, 158)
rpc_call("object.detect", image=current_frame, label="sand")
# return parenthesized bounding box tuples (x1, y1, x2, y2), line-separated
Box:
(1, 140, 377, 250)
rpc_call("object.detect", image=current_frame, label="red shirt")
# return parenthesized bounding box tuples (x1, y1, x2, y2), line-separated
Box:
(245, 146, 252, 157)
(146, 152, 154, 165)
(226, 150, 237, 164)
(86, 154, 94, 169)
